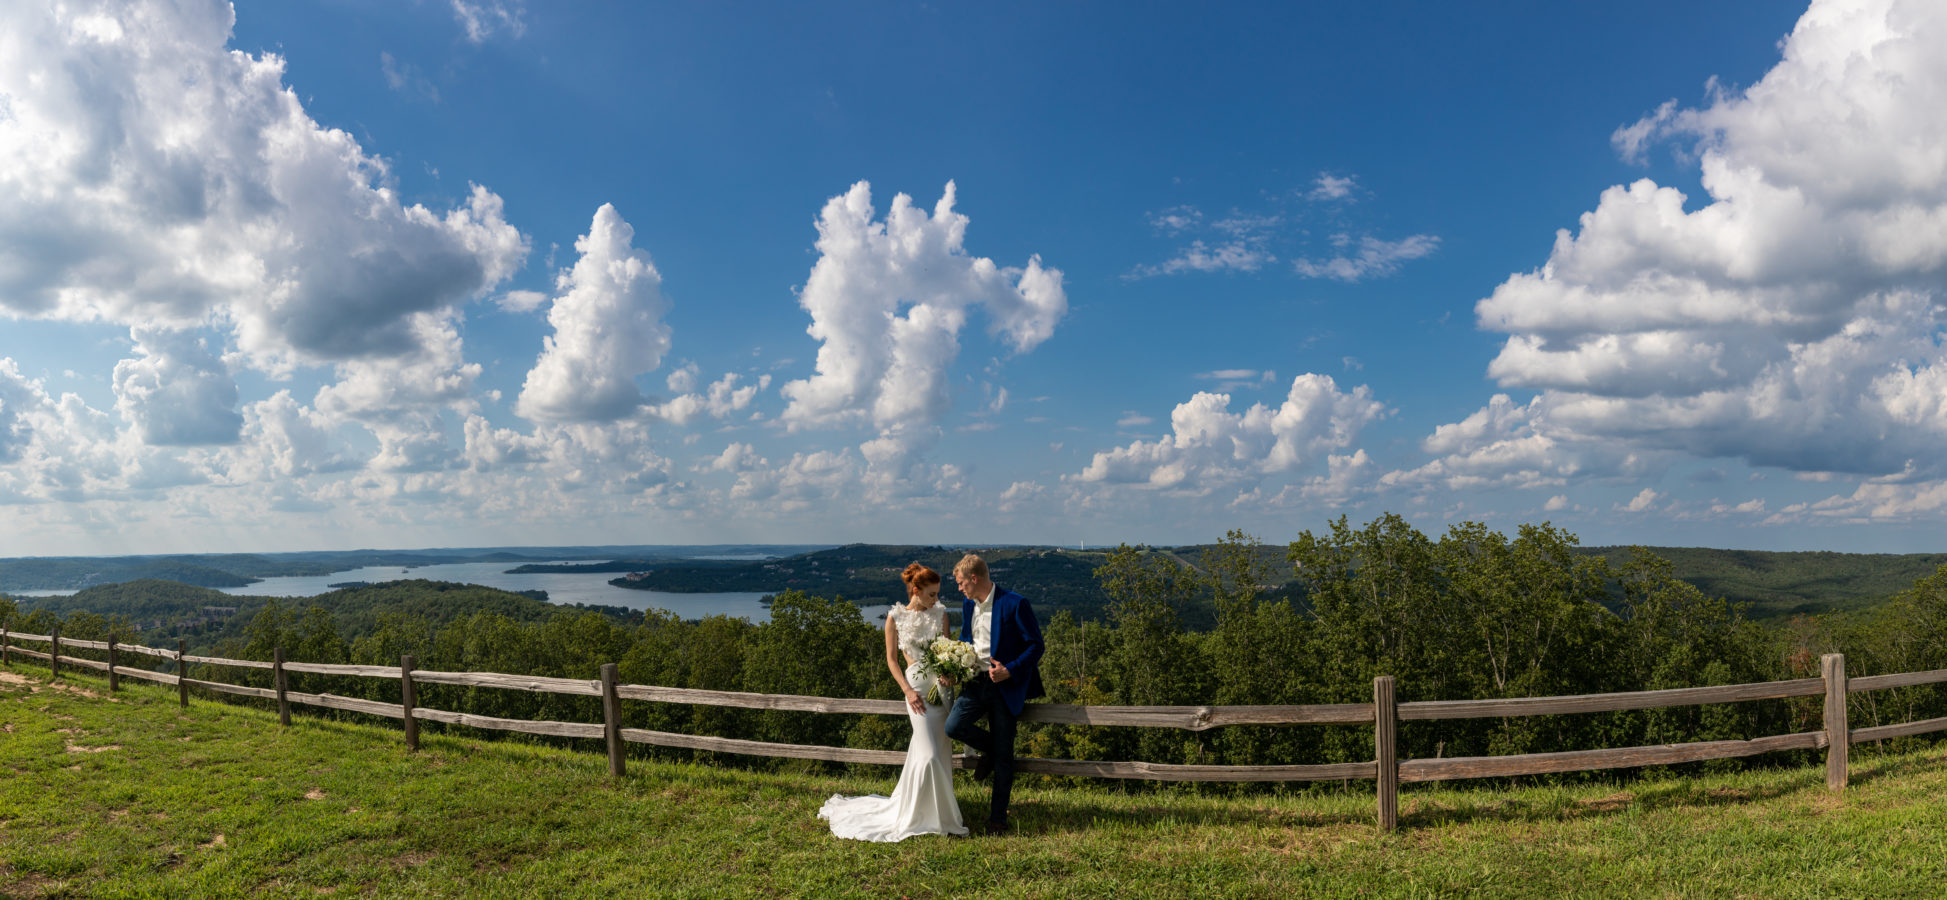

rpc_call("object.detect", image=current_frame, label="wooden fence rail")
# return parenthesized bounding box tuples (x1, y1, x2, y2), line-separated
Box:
(5, 630, 1947, 831)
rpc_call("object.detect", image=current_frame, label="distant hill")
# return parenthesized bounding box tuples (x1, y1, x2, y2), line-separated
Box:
(0, 558, 260, 590)
(611, 543, 1121, 620)
(0, 545, 832, 592)
(7, 578, 638, 655)
(1577, 546, 1947, 619)
(1164, 542, 1947, 622)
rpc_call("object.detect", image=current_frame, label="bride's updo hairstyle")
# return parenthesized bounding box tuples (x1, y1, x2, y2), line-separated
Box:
(901, 563, 941, 596)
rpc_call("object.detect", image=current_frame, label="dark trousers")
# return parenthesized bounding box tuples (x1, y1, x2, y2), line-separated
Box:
(945, 676, 1018, 824)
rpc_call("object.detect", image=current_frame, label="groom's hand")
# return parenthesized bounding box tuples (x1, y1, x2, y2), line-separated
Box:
(987, 658, 1011, 682)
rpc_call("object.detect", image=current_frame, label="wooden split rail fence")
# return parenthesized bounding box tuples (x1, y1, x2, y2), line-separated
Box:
(4, 625, 1946, 830)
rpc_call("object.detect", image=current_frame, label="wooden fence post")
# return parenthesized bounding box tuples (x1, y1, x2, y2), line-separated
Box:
(2, 626, 9, 666)
(601, 663, 625, 778)
(107, 635, 120, 692)
(1822, 653, 1847, 792)
(177, 639, 188, 708)
(274, 646, 292, 727)
(50, 626, 60, 680)
(1375, 675, 1398, 831)
(401, 655, 420, 752)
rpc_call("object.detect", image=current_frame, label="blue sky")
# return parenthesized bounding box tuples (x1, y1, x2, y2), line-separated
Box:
(6, 0, 1947, 556)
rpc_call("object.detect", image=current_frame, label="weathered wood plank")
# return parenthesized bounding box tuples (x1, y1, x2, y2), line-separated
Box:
(615, 683, 1371, 727)
(410, 670, 602, 696)
(285, 690, 406, 719)
(7, 632, 53, 643)
(1397, 678, 1827, 721)
(116, 667, 180, 687)
(274, 647, 291, 727)
(401, 655, 420, 752)
(280, 662, 404, 678)
(60, 656, 111, 673)
(1014, 758, 1377, 782)
(409, 707, 605, 739)
(62, 637, 111, 651)
(184, 678, 279, 701)
(1022, 703, 1375, 728)
(615, 684, 903, 714)
(181, 654, 274, 670)
(1375, 676, 1398, 830)
(117, 643, 176, 659)
(601, 663, 624, 777)
(1850, 716, 1947, 743)
(11, 647, 52, 661)
(1823, 653, 1847, 792)
(1848, 668, 1947, 693)
(620, 727, 909, 764)
(615, 727, 1375, 780)
(1398, 731, 1826, 783)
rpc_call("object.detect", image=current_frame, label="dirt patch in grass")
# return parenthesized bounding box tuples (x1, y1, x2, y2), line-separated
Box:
(0, 870, 62, 899)
(1582, 792, 1632, 813)
(40, 680, 106, 700)
(305, 789, 327, 800)
(64, 742, 122, 754)
(198, 833, 226, 850)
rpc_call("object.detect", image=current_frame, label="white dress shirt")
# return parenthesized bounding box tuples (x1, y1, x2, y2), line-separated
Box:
(971, 585, 996, 662)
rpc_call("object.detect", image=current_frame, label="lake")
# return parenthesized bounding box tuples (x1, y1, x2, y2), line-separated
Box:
(15, 560, 892, 624)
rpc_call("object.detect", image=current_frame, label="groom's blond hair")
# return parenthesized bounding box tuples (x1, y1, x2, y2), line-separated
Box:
(954, 553, 989, 581)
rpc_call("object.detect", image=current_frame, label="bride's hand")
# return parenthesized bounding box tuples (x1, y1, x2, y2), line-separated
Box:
(938, 676, 955, 688)
(904, 688, 926, 715)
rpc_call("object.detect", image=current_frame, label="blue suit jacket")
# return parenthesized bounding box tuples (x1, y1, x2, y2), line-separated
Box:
(960, 587, 1045, 715)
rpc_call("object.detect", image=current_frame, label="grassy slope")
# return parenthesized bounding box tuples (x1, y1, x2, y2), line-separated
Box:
(4, 662, 1947, 899)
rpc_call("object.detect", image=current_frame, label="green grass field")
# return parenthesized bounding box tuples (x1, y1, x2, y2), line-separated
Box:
(4, 661, 1947, 899)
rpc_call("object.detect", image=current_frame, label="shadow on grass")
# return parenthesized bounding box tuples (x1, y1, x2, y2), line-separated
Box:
(1402, 767, 1833, 829)
(1845, 747, 1947, 788)
(968, 784, 1375, 835)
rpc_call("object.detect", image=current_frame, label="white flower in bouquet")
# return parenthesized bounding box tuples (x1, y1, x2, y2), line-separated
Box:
(919, 636, 981, 705)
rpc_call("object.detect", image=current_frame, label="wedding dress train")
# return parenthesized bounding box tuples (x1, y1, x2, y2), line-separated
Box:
(819, 604, 967, 841)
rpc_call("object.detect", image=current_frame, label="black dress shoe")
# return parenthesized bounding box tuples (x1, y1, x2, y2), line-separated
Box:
(985, 820, 1010, 835)
(972, 752, 994, 782)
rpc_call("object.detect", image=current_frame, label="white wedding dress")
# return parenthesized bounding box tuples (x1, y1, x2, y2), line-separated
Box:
(818, 602, 968, 841)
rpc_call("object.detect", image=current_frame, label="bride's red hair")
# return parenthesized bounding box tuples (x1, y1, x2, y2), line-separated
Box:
(901, 562, 941, 596)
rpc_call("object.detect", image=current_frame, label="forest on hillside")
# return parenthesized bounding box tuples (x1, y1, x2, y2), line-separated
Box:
(6, 514, 1944, 785)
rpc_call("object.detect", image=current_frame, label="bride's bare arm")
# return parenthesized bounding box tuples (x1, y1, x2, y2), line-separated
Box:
(885, 616, 925, 714)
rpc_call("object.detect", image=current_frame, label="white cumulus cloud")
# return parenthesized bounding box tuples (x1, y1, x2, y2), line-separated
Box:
(1074, 374, 1385, 491)
(517, 204, 672, 424)
(780, 181, 1066, 434)
(112, 328, 242, 446)
(0, 0, 527, 371)
(1410, 0, 1947, 521)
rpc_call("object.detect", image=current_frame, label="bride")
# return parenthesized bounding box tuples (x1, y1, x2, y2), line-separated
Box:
(818, 563, 968, 841)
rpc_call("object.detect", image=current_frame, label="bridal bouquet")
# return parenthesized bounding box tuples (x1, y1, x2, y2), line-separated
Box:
(918, 636, 981, 705)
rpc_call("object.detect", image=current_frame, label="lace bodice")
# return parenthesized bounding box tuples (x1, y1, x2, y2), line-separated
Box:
(889, 603, 948, 660)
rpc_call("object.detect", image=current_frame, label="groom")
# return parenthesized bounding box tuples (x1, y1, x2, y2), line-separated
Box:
(944, 553, 1044, 835)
